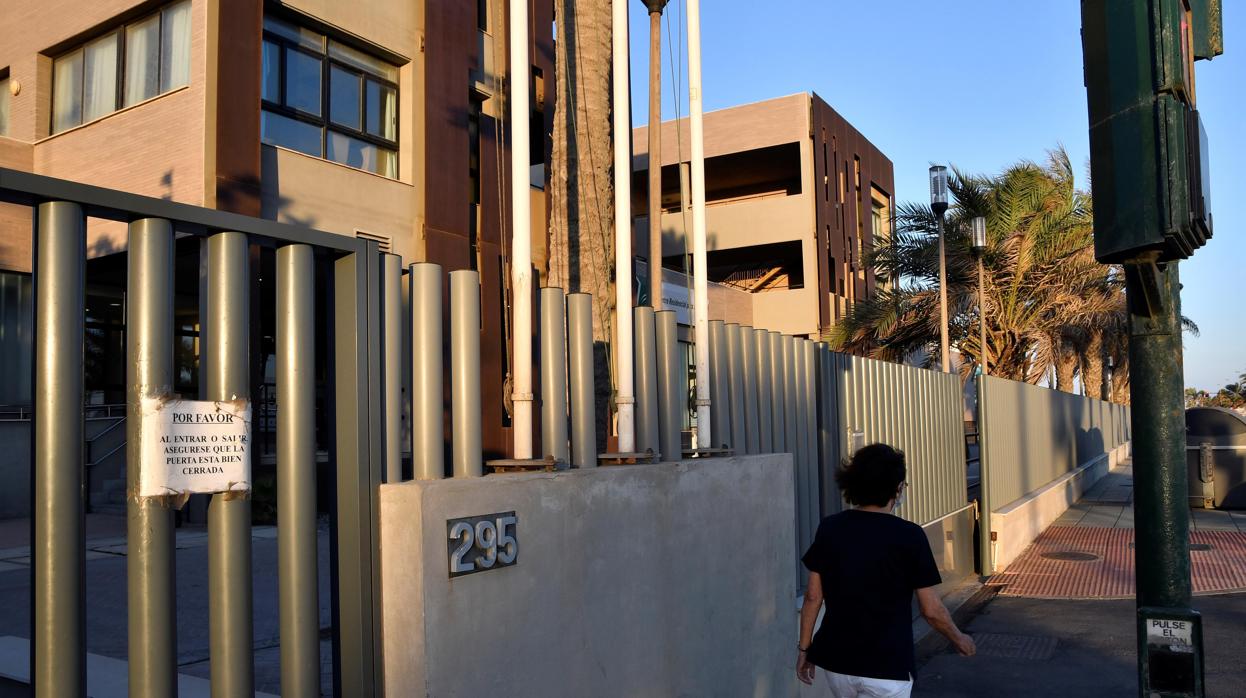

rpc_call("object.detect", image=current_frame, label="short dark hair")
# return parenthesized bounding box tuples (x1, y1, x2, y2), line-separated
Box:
(835, 443, 906, 507)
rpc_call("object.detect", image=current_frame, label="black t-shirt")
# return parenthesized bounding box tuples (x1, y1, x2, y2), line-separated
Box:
(800, 509, 942, 681)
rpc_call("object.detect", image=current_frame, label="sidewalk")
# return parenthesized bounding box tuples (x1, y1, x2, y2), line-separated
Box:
(914, 462, 1246, 696)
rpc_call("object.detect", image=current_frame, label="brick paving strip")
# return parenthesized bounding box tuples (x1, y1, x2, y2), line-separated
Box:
(987, 525, 1246, 599)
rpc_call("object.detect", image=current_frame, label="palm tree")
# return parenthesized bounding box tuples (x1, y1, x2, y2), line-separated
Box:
(549, 0, 617, 445)
(829, 149, 1123, 390)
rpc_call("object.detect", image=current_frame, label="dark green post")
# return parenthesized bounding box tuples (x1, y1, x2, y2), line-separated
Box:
(1081, 0, 1222, 695)
(1127, 262, 1191, 611)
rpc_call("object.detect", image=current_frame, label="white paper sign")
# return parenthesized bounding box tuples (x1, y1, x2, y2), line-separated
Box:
(1146, 619, 1193, 646)
(139, 398, 251, 497)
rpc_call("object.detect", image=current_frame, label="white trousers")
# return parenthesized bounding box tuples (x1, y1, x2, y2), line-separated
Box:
(815, 669, 913, 698)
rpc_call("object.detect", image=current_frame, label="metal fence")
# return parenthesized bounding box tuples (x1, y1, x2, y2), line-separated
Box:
(691, 323, 970, 573)
(978, 374, 1131, 512)
(824, 353, 969, 527)
(7, 164, 976, 694)
(2, 167, 384, 697)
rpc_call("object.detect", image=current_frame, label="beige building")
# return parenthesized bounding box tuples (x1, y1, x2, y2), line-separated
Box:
(0, 0, 553, 462)
(632, 93, 895, 338)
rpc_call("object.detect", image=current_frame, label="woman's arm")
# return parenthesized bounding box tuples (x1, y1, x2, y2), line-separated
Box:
(797, 571, 824, 684)
(916, 586, 976, 656)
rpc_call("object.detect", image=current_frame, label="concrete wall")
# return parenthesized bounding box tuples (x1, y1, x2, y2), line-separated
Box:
(379, 455, 797, 697)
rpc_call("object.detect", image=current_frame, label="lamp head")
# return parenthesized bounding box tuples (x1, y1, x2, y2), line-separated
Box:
(929, 165, 949, 217)
(971, 216, 987, 251)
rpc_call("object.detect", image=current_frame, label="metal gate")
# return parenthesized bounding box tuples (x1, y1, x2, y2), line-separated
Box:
(1, 167, 385, 696)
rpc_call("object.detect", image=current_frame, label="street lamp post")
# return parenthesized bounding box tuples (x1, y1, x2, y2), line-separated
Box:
(1104, 357, 1114, 401)
(971, 216, 987, 376)
(930, 166, 950, 373)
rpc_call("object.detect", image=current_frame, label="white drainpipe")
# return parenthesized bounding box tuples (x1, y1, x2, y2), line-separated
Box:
(613, 0, 635, 453)
(510, 0, 533, 459)
(687, 0, 711, 448)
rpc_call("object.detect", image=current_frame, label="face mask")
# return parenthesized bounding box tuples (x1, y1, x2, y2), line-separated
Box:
(892, 488, 906, 514)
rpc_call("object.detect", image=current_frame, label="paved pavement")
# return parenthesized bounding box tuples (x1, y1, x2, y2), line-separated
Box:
(915, 593, 1246, 697)
(916, 462, 1246, 696)
(985, 462, 1246, 599)
(0, 514, 334, 696)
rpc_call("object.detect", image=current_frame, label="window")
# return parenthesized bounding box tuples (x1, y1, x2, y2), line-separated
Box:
(0, 71, 10, 137)
(261, 16, 399, 178)
(51, 1, 190, 134)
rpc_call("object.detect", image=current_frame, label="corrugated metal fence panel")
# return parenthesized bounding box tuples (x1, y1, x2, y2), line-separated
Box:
(817, 350, 966, 527)
(981, 375, 1132, 511)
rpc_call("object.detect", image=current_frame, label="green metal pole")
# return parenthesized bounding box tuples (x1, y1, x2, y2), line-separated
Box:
(1128, 261, 1191, 610)
(32, 200, 86, 698)
(206, 231, 254, 697)
(977, 373, 993, 577)
(277, 244, 319, 697)
(126, 218, 178, 697)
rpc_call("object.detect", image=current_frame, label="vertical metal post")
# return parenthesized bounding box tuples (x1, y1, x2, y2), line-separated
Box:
(126, 217, 177, 698)
(977, 372, 993, 575)
(737, 326, 758, 455)
(686, 0, 712, 447)
(790, 337, 807, 551)
(568, 293, 596, 467)
(33, 201, 85, 698)
(769, 331, 786, 453)
(978, 255, 988, 375)
(333, 246, 383, 696)
(803, 340, 819, 523)
(382, 253, 403, 483)
(817, 343, 838, 514)
(277, 244, 319, 697)
(655, 310, 682, 462)
(646, 1, 665, 311)
(936, 212, 950, 373)
(708, 320, 729, 450)
(410, 263, 443, 479)
(725, 323, 747, 455)
(754, 328, 773, 453)
(206, 231, 254, 696)
(540, 287, 569, 463)
(611, 0, 636, 454)
(451, 270, 483, 477)
(508, 0, 534, 460)
(1129, 263, 1191, 608)
(634, 306, 660, 456)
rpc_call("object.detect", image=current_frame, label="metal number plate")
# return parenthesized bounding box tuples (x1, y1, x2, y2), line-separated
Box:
(447, 511, 518, 578)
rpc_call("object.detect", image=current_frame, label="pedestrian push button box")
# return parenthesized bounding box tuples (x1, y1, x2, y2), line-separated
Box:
(1138, 607, 1204, 697)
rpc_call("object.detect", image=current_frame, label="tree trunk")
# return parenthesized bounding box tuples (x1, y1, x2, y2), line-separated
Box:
(1055, 334, 1078, 393)
(1082, 329, 1105, 400)
(550, 0, 615, 446)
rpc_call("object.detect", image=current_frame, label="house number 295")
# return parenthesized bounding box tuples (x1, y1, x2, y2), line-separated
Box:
(447, 511, 518, 578)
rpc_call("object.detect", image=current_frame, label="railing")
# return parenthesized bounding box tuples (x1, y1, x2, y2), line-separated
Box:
(0, 404, 32, 421)
(979, 375, 1131, 511)
(691, 323, 970, 581)
(2, 166, 382, 697)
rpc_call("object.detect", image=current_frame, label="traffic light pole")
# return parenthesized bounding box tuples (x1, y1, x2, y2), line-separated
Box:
(1126, 259, 1204, 697)
(1127, 260, 1192, 612)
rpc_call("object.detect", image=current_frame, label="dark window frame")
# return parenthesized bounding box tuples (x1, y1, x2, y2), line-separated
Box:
(49, 0, 190, 134)
(261, 23, 399, 172)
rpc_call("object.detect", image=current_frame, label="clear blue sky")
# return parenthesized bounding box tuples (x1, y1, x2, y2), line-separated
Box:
(627, 0, 1243, 392)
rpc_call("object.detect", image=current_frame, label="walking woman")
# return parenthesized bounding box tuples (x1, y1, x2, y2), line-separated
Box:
(797, 444, 975, 697)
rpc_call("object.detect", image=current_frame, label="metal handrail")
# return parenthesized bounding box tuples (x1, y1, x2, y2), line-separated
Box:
(0, 406, 32, 421)
(85, 403, 127, 420)
(0, 402, 128, 422)
(88, 441, 127, 469)
(88, 413, 127, 442)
